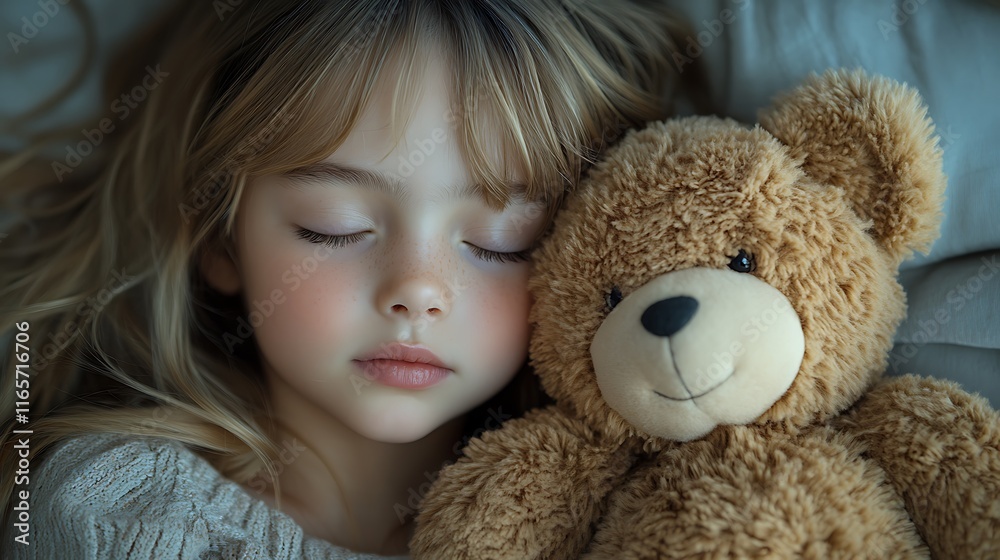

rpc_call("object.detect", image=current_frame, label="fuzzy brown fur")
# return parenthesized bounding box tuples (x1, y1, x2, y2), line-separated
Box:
(410, 70, 1000, 559)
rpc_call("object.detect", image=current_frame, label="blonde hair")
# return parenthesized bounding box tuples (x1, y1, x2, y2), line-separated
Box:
(1, 0, 692, 519)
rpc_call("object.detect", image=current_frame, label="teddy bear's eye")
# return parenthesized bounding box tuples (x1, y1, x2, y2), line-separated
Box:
(605, 286, 623, 311)
(728, 250, 755, 273)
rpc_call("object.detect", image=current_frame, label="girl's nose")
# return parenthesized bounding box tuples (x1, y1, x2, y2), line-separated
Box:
(376, 268, 455, 327)
(387, 293, 447, 320)
(379, 283, 452, 330)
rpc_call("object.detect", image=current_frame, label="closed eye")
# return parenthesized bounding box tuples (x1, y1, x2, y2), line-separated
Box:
(296, 228, 529, 263)
(296, 227, 369, 248)
(465, 243, 531, 264)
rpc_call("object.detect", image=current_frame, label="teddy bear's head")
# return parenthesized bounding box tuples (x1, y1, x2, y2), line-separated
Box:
(529, 70, 944, 446)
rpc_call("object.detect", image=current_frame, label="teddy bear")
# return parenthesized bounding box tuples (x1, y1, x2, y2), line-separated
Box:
(409, 69, 1000, 559)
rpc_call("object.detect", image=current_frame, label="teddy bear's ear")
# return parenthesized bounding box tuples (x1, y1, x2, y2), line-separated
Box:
(758, 69, 945, 265)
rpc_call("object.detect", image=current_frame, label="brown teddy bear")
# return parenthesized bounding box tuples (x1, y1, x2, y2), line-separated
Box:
(410, 69, 1000, 559)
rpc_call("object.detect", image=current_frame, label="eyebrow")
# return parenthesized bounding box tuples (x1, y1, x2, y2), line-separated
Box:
(282, 162, 405, 198)
(281, 161, 530, 204)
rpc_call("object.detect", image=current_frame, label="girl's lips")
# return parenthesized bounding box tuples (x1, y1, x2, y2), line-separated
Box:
(353, 343, 453, 389)
(352, 360, 451, 389)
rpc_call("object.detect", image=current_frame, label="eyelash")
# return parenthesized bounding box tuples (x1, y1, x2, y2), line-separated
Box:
(295, 227, 530, 263)
(295, 228, 369, 248)
(466, 244, 531, 264)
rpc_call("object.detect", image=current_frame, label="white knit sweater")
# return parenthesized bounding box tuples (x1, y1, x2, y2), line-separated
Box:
(3, 433, 410, 559)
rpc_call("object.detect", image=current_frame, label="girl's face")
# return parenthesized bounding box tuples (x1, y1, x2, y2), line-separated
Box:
(210, 55, 547, 443)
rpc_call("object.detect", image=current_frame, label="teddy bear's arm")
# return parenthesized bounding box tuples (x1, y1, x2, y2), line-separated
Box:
(410, 405, 638, 560)
(835, 374, 1000, 558)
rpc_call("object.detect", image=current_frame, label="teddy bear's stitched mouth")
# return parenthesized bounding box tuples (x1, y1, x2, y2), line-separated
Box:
(652, 369, 734, 401)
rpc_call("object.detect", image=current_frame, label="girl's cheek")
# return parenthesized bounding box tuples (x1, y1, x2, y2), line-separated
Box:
(243, 249, 369, 355)
(471, 270, 533, 363)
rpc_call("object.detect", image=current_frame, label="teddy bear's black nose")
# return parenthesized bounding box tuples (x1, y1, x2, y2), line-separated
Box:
(641, 296, 699, 337)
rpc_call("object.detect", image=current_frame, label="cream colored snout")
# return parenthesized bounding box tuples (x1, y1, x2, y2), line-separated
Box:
(591, 268, 805, 441)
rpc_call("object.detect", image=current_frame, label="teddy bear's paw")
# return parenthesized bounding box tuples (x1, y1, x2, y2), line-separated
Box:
(410, 408, 637, 559)
(836, 374, 1000, 558)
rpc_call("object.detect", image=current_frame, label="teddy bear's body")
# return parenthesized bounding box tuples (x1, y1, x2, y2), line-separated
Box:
(411, 70, 1000, 559)
(591, 398, 933, 558)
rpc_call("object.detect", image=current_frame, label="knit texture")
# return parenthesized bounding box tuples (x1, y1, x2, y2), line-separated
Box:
(3, 433, 409, 559)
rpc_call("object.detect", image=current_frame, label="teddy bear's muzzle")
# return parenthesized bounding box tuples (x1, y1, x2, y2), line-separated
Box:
(590, 267, 806, 442)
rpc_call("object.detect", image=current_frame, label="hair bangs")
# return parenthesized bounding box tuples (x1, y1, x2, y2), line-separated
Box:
(187, 1, 443, 240)
(440, 0, 682, 212)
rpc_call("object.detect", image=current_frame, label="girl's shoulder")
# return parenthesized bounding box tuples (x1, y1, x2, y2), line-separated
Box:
(36, 432, 219, 509)
(8, 432, 407, 560)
